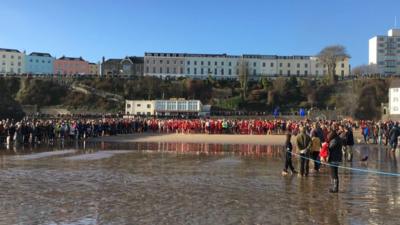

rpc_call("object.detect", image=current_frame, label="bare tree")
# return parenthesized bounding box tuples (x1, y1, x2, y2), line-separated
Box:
(352, 64, 379, 76)
(238, 57, 249, 99)
(317, 45, 350, 84)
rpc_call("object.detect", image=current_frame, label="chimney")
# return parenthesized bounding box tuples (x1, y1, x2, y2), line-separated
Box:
(102, 56, 105, 63)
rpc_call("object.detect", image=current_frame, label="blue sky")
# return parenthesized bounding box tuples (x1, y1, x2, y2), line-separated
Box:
(0, 0, 399, 66)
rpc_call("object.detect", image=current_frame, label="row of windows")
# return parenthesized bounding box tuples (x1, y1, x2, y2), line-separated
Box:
(144, 66, 346, 76)
(0, 68, 22, 73)
(29, 59, 52, 63)
(146, 60, 344, 69)
(379, 37, 400, 42)
(1, 61, 22, 66)
(1, 55, 22, 59)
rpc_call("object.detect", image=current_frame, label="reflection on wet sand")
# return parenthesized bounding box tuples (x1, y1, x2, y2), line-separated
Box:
(0, 142, 399, 224)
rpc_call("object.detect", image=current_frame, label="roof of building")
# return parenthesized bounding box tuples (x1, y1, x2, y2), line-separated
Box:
(58, 56, 85, 61)
(390, 79, 400, 88)
(122, 56, 144, 64)
(29, 52, 52, 57)
(103, 58, 122, 63)
(0, 48, 21, 53)
(88, 62, 97, 65)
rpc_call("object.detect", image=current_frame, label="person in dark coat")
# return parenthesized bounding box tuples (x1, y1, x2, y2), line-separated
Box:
(389, 123, 400, 152)
(328, 131, 343, 193)
(282, 133, 298, 175)
(296, 126, 312, 177)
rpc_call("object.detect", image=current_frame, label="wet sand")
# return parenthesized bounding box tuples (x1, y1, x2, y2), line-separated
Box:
(93, 133, 287, 145)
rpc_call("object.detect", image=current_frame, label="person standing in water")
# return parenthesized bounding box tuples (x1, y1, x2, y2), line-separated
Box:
(282, 133, 298, 175)
(296, 126, 312, 177)
(328, 131, 343, 193)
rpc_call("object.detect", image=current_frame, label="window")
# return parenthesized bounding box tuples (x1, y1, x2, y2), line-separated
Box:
(18, 62, 21, 66)
(304, 70, 308, 76)
(279, 70, 282, 75)
(159, 67, 162, 73)
(253, 69, 256, 75)
(2, 55, 5, 58)
(180, 68, 183, 74)
(166, 67, 170, 74)
(297, 70, 300, 76)
(305, 63, 308, 68)
(146, 67, 149, 73)
(287, 70, 290, 76)
(201, 61, 204, 65)
(187, 61, 190, 65)
(288, 63, 291, 67)
(262, 62, 266, 67)
(221, 68, 224, 75)
(201, 68, 204, 74)
(127, 104, 131, 108)
(160, 60, 163, 64)
(214, 61, 217, 66)
(30, 59, 33, 62)
(36, 59, 39, 63)
(152, 60, 155, 64)
(341, 70, 344, 76)
(137, 104, 141, 107)
(187, 68, 190, 74)
(229, 62, 232, 66)
(11, 55, 14, 59)
(194, 68, 197, 75)
(214, 68, 217, 75)
(228, 68, 231, 75)
(221, 62, 224, 66)
(279, 63, 282, 67)
(253, 62, 256, 67)
(341, 63, 344, 68)
(208, 68, 211, 74)
(166, 60, 169, 64)
(208, 61, 211, 66)
(173, 68, 176, 74)
(270, 62, 274, 67)
(297, 63, 300, 68)
(153, 67, 156, 73)
(316, 70, 319, 76)
(194, 61, 197, 65)
(147, 104, 151, 109)
(174, 60, 176, 64)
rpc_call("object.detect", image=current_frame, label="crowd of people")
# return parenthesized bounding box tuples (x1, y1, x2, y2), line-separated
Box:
(283, 120, 400, 193)
(0, 117, 332, 146)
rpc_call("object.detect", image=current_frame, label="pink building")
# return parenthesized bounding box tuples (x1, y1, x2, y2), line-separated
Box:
(54, 56, 90, 75)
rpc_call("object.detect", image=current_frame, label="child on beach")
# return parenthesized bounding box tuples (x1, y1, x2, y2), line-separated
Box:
(320, 141, 329, 163)
(282, 133, 298, 175)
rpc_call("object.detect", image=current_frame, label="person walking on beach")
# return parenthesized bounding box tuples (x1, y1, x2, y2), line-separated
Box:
(310, 132, 321, 172)
(328, 132, 343, 193)
(389, 123, 400, 152)
(296, 126, 311, 177)
(282, 133, 298, 175)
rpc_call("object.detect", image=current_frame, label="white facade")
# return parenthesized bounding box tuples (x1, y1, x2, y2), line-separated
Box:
(0, 48, 25, 75)
(369, 29, 400, 75)
(126, 99, 202, 116)
(144, 52, 350, 80)
(389, 87, 400, 115)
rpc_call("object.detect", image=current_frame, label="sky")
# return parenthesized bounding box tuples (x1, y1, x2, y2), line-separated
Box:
(0, 0, 399, 66)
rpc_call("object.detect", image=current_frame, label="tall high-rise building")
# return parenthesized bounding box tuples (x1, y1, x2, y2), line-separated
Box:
(369, 29, 400, 75)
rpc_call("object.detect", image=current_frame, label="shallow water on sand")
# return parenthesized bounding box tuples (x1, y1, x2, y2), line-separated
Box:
(0, 142, 399, 225)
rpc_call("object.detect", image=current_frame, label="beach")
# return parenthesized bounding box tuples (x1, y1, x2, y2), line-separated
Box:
(92, 133, 288, 145)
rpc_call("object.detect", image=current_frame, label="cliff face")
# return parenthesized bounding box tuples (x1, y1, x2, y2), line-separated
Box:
(0, 76, 393, 119)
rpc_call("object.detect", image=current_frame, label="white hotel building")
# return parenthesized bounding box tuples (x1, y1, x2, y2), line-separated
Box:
(369, 29, 400, 76)
(125, 99, 203, 116)
(144, 52, 350, 80)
